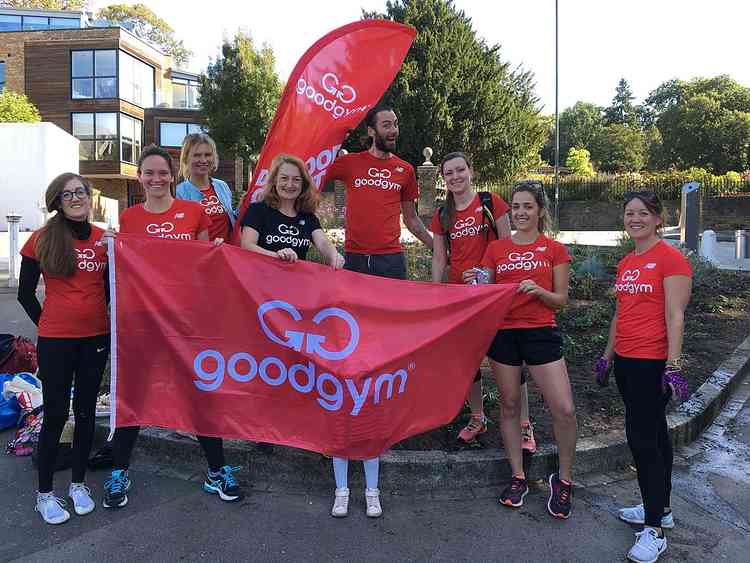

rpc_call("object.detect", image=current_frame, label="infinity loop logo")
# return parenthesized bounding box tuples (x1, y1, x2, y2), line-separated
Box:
(278, 224, 300, 236)
(146, 222, 175, 234)
(621, 269, 640, 282)
(454, 216, 476, 230)
(367, 168, 392, 179)
(258, 300, 360, 361)
(508, 251, 535, 262)
(321, 72, 357, 104)
(76, 248, 95, 260)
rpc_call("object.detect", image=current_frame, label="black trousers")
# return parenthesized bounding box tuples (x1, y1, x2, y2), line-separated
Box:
(36, 334, 110, 493)
(112, 427, 225, 473)
(344, 252, 407, 280)
(614, 354, 673, 527)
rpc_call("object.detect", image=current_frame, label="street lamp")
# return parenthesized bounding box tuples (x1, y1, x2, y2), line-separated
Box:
(554, 0, 560, 227)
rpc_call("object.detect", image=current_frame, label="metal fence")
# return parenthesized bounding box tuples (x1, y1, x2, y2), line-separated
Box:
(470, 175, 750, 203)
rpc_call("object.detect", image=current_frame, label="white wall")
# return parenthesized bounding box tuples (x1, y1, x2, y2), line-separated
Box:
(0, 123, 79, 232)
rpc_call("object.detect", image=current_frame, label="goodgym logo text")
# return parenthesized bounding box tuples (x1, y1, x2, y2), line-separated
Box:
(450, 215, 489, 240)
(496, 251, 549, 273)
(76, 247, 106, 272)
(192, 301, 411, 415)
(145, 222, 191, 240)
(614, 269, 654, 294)
(353, 168, 403, 190)
(296, 72, 369, 120)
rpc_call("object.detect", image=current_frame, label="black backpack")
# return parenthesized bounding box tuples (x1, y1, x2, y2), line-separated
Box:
(438, 191, 498, 253)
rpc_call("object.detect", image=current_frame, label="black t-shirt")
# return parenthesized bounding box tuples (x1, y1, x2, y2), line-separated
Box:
(241, 202, 322, 260)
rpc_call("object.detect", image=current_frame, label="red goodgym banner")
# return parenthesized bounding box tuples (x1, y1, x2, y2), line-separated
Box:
(230, 20, 416, 244)
(109, 235, 516, 459)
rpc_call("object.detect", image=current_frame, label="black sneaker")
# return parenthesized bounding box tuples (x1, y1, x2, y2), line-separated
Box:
(203, 465, 244, 502)
(547, 472, 572, 519)
(499, 476, 528, 507)
(102, 469, 131, 509)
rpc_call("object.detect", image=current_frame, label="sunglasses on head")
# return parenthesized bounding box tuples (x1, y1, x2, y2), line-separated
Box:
(624, 190, 658, 203)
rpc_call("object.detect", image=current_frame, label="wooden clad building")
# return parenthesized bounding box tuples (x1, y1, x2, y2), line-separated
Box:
(0, 7, 241, 219)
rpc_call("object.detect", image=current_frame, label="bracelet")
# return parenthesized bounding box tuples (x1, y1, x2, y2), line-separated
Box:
(666, 357, 683, 369)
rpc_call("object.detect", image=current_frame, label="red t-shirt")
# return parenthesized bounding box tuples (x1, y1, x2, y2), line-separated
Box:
(119, 199, 210, 240)
(430, 193, 509, 284)
(320, 151, 419, 254)
(614, 240, 692, 359)
(21, 225, 109, 338)
(481, 234, 571, 329)
(198, 183, 230, 241)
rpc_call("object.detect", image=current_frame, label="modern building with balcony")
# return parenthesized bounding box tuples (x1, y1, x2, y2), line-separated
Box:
(0, 6, 240, 218)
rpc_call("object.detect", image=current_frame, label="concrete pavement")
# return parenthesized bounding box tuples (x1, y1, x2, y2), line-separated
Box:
(2, 382, 750, 562)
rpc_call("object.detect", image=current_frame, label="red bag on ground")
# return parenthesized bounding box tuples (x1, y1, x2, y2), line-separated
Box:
(0, 335, 38, 375)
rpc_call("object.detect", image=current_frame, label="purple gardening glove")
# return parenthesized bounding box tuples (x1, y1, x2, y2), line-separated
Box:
(594, 357, 611, 387)
(662, 365, 689, 402)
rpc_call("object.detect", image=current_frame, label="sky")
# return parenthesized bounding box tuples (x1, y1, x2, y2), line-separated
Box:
(91, 0, 750, 114)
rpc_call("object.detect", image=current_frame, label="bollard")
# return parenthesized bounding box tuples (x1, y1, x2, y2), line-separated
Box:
(699, 230, 718, 265)
(6, 212, 22, 288)
(680, 181, 700, 251)
(736, 229, 749, 259)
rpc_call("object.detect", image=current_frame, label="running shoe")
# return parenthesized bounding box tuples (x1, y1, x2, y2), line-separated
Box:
(627, 528, 667, 563)
(499, 476, 528, 508)
(203, 465, 244, 502)
(68, 482, 95, 515)
(331, 487, 350, 518)
(458, 413, 487, 443)
(619, 504, 674, 529)
(521, 420, 537, 454)
(36, 492, 70, 525)
(365, 488, 382, 518)
(547, 473, 572, 519)
(103, 469, 131, 509)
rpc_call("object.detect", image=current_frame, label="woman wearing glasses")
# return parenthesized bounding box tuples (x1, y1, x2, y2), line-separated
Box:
(596, 191, 692, 563)
(18, 173, 109, 524)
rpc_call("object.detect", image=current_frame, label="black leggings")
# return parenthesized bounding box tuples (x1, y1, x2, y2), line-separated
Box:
(614, 354, 673, 528)
(112, 427, 225, 473)
(36, 334, 110, 493)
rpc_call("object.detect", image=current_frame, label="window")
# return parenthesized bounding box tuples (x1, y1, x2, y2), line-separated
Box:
(72, 112, 118, 161)
(159, 122, 204, 147)
(0, 62, 5, 93)
(22, 16, 48, 31)
(49, 17, 79, 29)
(120, 114, 142, 164)
(71, 50, 117, 99)
(173, 77, 200, 109)
(0, 15, 22, 32)
(119, 50, 154, 108)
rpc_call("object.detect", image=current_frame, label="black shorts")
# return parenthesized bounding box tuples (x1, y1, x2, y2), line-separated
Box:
(487, 327, 563, 367)
(344, 252, 407, 280)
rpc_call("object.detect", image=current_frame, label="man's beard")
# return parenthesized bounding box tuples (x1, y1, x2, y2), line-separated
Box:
(373, 132, 396, 153)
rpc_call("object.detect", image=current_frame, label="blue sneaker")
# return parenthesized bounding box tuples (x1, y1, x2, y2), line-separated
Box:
(103, 469, 131, 509)
(203, 465, 244, 502)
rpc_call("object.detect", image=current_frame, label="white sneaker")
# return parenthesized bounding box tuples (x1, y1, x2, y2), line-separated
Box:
(619, 503, 675, 529)
(365, 488, 382, 518)
(627, 528, 667, 563)
(331, 487, 349, 518)
(36, 492, 71, 525)
(68, 482, 95, 515)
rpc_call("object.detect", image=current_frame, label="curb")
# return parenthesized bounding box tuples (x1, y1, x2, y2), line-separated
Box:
(95, 333, 750, 492)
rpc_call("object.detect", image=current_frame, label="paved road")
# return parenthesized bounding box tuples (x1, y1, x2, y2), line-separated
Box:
(2, 291, 750, 562)
(1, 390, 749, 562)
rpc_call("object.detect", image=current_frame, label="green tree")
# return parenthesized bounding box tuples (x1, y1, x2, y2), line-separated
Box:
(565, 147, 594, 176)
(591, 124, 646, 173)
(604, 78, 639, 127)
(646, 76, 750, 173)
(359, 0, 547, 182)
(1, 1, 85, 8)
(0, 91, 42, 123)
(199, 32, 282, 167)
(96, 4, 192, 67)
(557, 101, 604, 163)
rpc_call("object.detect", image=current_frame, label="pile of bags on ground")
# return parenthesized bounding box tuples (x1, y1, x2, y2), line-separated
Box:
(1, 333, 42, 456)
